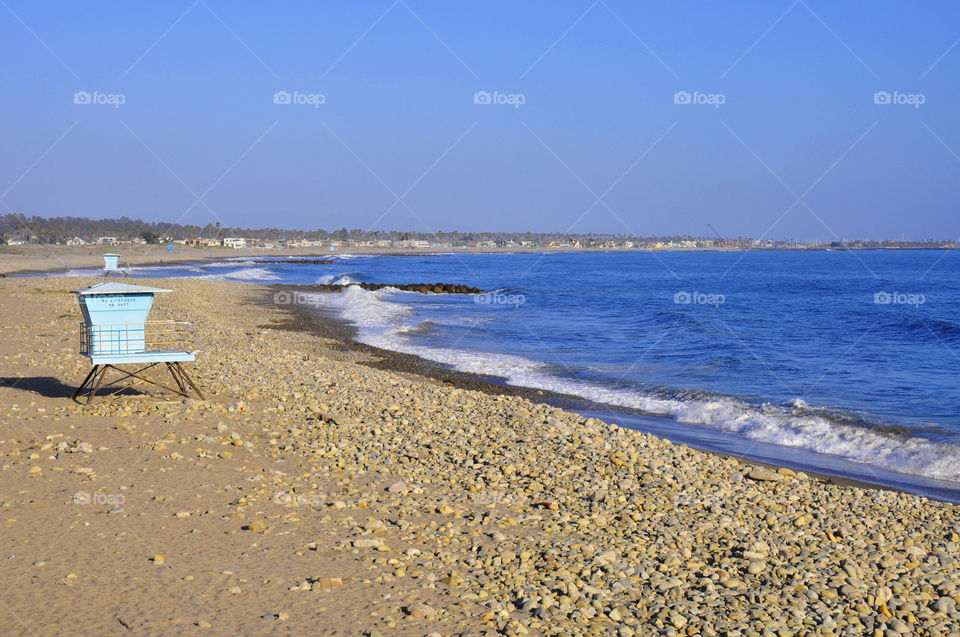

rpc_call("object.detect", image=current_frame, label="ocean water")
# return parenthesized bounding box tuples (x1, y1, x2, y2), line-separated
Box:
(59, 251, 960, 498)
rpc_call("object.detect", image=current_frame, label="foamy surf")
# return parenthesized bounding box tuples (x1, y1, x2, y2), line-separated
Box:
(59, 268, 104, 277)
(314, 274, 362, 285)
(316, 285, 960, 485)
(196, 267, 280, 281)
(202, 260, 258, 268)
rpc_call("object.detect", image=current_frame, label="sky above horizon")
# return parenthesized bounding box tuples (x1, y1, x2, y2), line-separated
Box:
(1, 1, 958, 240)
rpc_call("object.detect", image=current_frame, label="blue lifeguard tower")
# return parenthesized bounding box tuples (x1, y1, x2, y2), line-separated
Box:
(72, 282, 203, 403)
(101, 253, 127, 277)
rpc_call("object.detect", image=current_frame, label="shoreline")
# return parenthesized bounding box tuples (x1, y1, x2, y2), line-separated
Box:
(8, 245, 960, 502)
(266, 283, 960, 503)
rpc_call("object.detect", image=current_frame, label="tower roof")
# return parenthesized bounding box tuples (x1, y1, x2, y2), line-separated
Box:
(72, 282, 172, 296)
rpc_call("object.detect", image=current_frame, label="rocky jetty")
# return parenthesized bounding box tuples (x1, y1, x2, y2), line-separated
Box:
(310, 281, 484, 294)
(258, 259, 337, 265)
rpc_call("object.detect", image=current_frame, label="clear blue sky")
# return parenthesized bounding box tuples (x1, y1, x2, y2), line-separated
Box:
(1, 1, 958, 239)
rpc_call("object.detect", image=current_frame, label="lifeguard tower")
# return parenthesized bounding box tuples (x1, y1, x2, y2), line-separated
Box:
(101, 253, 127, 277)
(72, 282, 203, 403)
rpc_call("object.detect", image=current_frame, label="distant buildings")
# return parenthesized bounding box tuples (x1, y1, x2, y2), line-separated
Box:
(186, 237, 222, 247)
(2, 214, 958, 251)
(392, 239, 431, 248)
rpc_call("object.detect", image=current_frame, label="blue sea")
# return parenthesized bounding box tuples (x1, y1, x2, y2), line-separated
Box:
(58, 250, 960, 500)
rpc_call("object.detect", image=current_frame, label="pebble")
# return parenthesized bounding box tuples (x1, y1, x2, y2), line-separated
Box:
(362, 519, 385, 532)
(746, 466, 783, 481)
(933, 597, 955, 613)
(406, 602, 437, 619)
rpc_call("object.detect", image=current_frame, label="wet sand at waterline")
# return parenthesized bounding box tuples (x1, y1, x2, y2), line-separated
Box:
(1, 276, 959, 635)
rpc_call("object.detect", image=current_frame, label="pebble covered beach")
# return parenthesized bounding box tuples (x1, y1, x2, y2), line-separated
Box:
(1, 276, 959, 636)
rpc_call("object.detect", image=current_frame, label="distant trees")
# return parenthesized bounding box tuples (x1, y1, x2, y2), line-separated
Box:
(1, 213, 955, 249)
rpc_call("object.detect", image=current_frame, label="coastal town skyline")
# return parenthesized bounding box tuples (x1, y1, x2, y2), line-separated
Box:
(1, 213, 956, 250)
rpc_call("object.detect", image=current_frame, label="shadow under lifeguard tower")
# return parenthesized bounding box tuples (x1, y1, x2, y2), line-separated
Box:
(72, 282, 204, 403)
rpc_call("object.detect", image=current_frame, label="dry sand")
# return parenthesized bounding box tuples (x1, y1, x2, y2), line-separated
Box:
(1, 275, 959, 636)
(0, 244, 334, 275)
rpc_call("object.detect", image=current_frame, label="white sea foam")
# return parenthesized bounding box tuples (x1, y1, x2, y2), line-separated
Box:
(202, 260, 257, 268)
(318, 285, 960, 484)
(60, 269, 103, 277)
(196, 267, 280, 281)
(314, 274, 360, 285)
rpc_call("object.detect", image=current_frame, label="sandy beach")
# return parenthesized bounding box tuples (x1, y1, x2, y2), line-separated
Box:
(0, 244, 339, 275)
(1, 274, 959, 636)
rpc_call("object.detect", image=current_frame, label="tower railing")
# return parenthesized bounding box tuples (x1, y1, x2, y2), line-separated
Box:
(79, 320, 198, 356)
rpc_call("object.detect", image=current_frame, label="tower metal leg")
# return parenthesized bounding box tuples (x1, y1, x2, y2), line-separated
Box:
(173, 363, 204, 400)
(87, 365, 110, 404)
(166, 363, 187, 394)
(73, 365, 100, 400)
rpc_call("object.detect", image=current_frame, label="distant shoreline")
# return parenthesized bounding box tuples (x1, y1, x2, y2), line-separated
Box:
(1, 243, 954, 275)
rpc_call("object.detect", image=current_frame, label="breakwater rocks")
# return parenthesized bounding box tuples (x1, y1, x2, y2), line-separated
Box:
(259, 259, 337, 265)
(310, 282, 484, 294)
